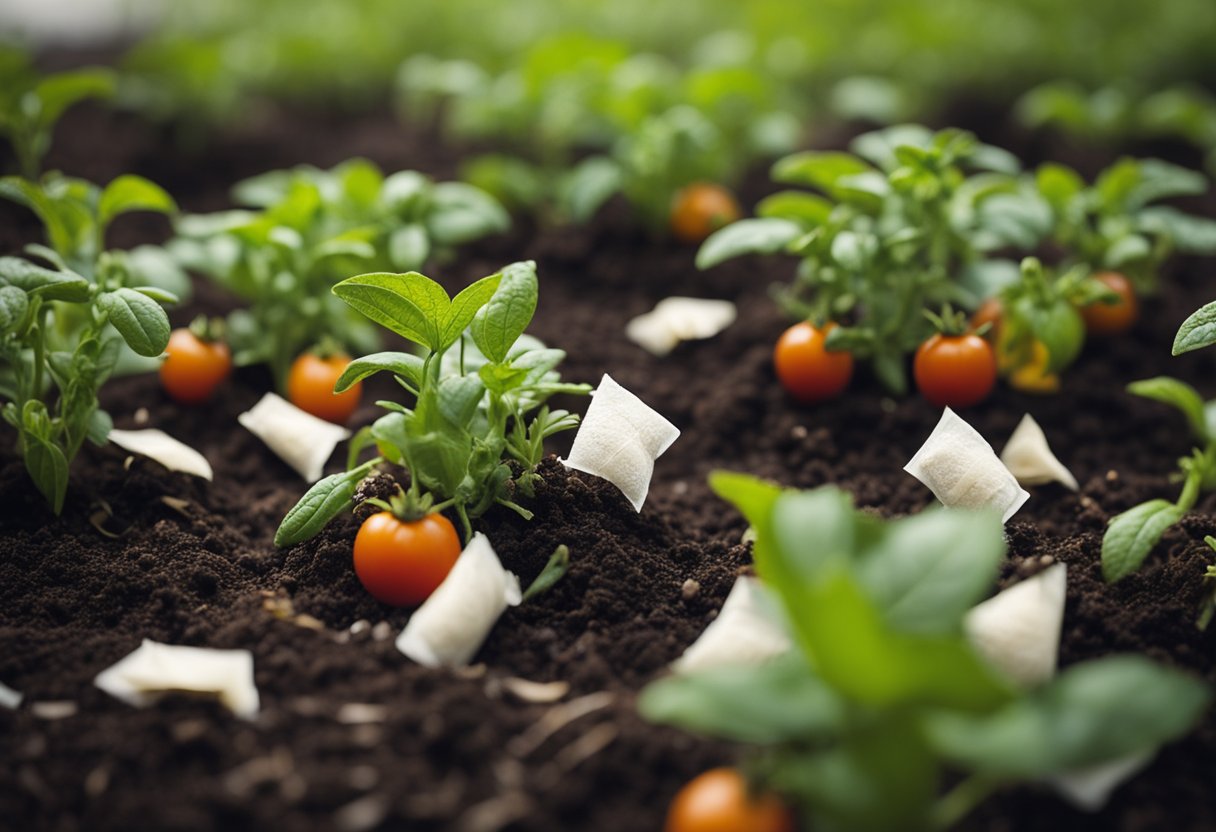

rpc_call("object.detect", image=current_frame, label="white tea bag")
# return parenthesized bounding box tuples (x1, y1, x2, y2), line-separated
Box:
(0, 680, 22, 710)
(1001, 413, 1079, 491)
(562, 374, 680, 511)
(94, 639, 259, 719)
(905, 407, 1030, 522)
(625, 297, 737, 356)
(673, 576, 791, 674)
(397, 533, 522, 668)
(238, 393, 351, 481)
(108, 429, 213, 480)
(965, 563, 1066, 689)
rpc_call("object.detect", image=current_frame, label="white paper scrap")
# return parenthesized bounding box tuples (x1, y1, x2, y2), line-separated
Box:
(965, 563, 1067, 689)
(94, 639, 259, 719)
(562, 374, 680, 511)
(238, 393, 351, 481)
(108, 429, 213, 481)
(396, 533, 522, 668)
(905, 407, 1030, 522)
(625, 297, 737, 356)
(673, 576, 791, 674)
(1001, 413, 1079, 491)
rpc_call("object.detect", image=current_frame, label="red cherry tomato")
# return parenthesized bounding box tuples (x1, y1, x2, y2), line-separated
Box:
(352, 512, 462, 606)
(665, 768, 795, 832)
(159, 328, 232, 405)
(914, 332, 997, 408)
(670, 183, 742, 243)
(773, 321, 853, 403)
(287, 352, 361, 424)
(1080, 271, 1138, 336)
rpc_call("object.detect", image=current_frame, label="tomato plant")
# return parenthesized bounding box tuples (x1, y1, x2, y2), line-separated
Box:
(160, 320, 231, 405)
(914, 309, 996, 408)
(773, 321, 853, 403)
(287, 349, 361, 424)
(353, 497, 461, 606)
(1079, 271, 1138, 336)
(670, 183, 741, 243)
(665, 768, 794, 832)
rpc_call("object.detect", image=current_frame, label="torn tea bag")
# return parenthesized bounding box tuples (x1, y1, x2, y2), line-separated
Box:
(108, 429, 213, 481)
(965, 563, 1066, 689)
(94, 639, 259, 719)
(562, 374, 680, 511)
(238, 393, 350, 481)
(1001, 413, 1079, 491)
(625, 297, 737, 356)
(905, 407, 1030, 522)
(673, 576, 791, 674)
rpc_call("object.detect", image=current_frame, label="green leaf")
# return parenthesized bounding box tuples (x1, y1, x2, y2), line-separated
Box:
(772, 151, 874, 190)
(441, 272, 503, 350)
(848, 124, 934, 170)
(388, 223, 430, 271)
(0, 285, 29, 331)
(926, 656, 1210, 777)
(274, 469, 363, 547)
(1035, 163, 1085, 210)
(560, 156, 623, 223)
(1127, 377, 1209, 442)
(97, 288, 171, 357)
(24, 431, 69, 514)
(334, 352, 425, 393)
(695, 218, 800, 269)
(1127, 159, 1207, 209)
(470, 261, 538, 363)
(1173, 300, 1216, 355)
(0, 256, 89, 301)
(425, 182, 509, 246)
(333, 271, 451, 350)
(857, 508, 1006, 634)
(830, 230, 878, 271)
(1105, 233, 1152, 268)
(1102, 499, 1186, 583)
(98, 175, 177, 230)
(1136, 207, 1216, 254)
(436, 375, 485, 429)
(639, 653, 845, 744)
(33, 68, 115, 126)
(755, 191, 833, 226)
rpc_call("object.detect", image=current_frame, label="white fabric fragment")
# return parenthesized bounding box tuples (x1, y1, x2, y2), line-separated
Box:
(672, 576, 791, 674)
(94, 639, 259, 719)
(1049, 751, 1154, 812)
(965, 563, 1067, 689)
(562, 374, 680, 511)
(108, 429, 213, 481)
(238, 393, 351, 481)
(0, 681, 22, 709)
(397, 533, 522, 668)
(625, 297, 737, 356)
(904, 407, 1030, 522)
(1001, 413, 1079, 491)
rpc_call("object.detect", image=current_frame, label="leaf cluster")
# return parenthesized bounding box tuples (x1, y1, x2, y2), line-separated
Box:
(641, 473, 1210, 831)
(170, 159, 508, 385)
(275, 260, 589, 546)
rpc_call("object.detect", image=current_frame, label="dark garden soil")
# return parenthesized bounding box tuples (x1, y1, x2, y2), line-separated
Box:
(2, 99, 1216, 832)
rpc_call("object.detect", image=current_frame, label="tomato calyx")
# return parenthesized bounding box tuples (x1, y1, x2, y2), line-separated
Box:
(923, 304, 977, 338)
(186, 314, 227, 344)
(306, 335, 347, 362)
(361, 484, 454, 525)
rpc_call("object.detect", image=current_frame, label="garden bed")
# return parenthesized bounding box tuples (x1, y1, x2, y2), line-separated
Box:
(2, 101, 1216, 832)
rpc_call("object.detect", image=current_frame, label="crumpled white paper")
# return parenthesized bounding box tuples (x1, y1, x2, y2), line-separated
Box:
(562, 374, 680, 511)
(0, 680, 22, 710)
(1001, 413, 1079, 491)
(904, 407, 1030, 522)
(625, 297, 737, 356)
(397, 533, 522, 668)
(965, 563, 1066, 689)
(238, 393, 351, 481)
(673, 576, 791, 674)
(108, 428, 213, 481)
(94, 639, 259, 719)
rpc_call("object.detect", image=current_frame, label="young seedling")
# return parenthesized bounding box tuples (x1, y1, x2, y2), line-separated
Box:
(171, 160, 508, 387)
(641, 474, 1210, 831)
(274, 260, 590, 546)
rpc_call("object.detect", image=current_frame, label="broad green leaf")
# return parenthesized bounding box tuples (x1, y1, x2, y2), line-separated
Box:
(1095, 159, 1143, 212)
(772, 151, 874, 190)
(388, 223, 430, 271)
(857, 508, 1005, 634)
(231, 168, 297, 207)
(848, 124, 934, 170)
(1173, 300, 1216, 355)
(638, 653, 845, 744)
(1136, 207, 1216, 254)
(695, 217, 800, 269)
(1036, 163, 1084, 210)
(24, 432, 69, 514)
(769, 488, 860, 582)
(755, 191, 833, 226)
(33, 68, 115, 126)
(274, 469, 363, 547)
(1127, 159, 1207, 209)
(925, 656, 1210, 777)
(470, 261, 537, 363)
(333, 271, 450, 350)
(87, 408, 113, 446)
(1127, 377, 1208, 442)
(1102, 499, 1185, 582)
(426, 181, 509, 245)
(98, 175, 177, 229)
(0, 256, 89, 301)
(0, 285, 29, 330)
(334, 352, 425, 393)
(560, 156, 623, 223)
(436, 375, 485, 429)
(96, 288, 171, 357)
(441, 272, 503, 350)
(1105, 233, 1152, 267)
(830, 230, 878, 271)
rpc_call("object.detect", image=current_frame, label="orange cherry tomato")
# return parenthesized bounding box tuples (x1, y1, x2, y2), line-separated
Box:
(670, 183, 742, 243)
(914, 332, 997, 408)
(159, 328, 232, 405)
(1080, 271, 1138, 336)
(773, 321, 853, 403)
(665, 768, 795, 832)
(353, 511, 462, 606)
(287, 352, 361, 424)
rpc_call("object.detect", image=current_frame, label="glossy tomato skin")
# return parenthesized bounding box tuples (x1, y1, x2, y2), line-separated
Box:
(1080, 271, 1138, 336)
(287, 353, 361, 424)
(914, 333, 997, 408)
(773, 321, 853, 403)
(670, 183, 742, 243)
(160, 328, 232, 404)
(665, 768, 795, 832)
(353, 512, 462, 606)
